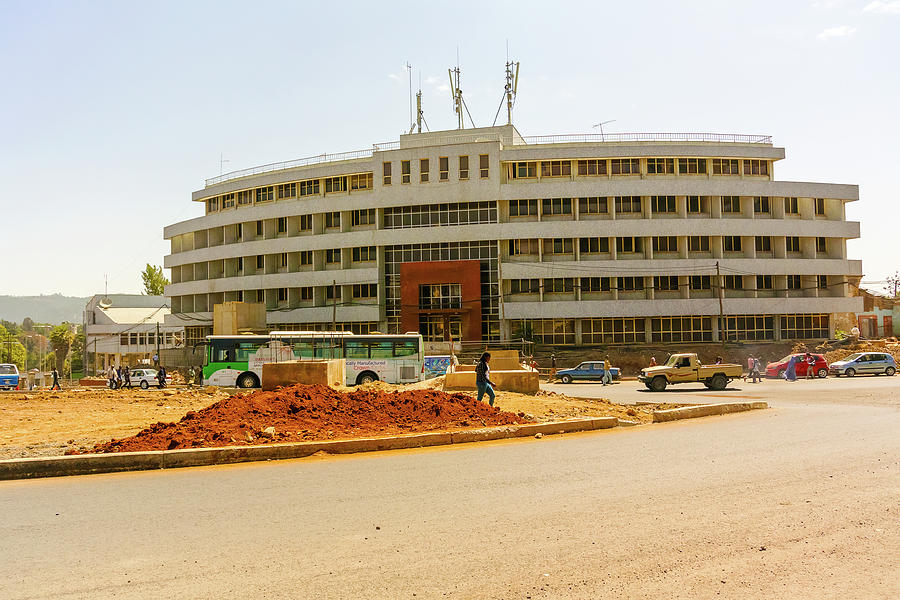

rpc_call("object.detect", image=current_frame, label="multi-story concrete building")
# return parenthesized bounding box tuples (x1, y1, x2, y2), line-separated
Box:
(163, 125, 862, 346)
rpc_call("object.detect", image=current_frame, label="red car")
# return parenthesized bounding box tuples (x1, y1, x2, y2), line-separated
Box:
(765, 353, 829, 379)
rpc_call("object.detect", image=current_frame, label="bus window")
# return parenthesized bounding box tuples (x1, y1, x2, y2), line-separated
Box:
(211, 340, 237, 362)
(370, 341, 393, 359)
(394, 340, 418, 357)
(291, 340, 315, 358)
(344, 340, 369, 359)
(315, 341, 342, 359)
(236, 342, 265, 361)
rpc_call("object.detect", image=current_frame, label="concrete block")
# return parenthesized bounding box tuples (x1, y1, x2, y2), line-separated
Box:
(449, 426, 518, 444)
(261, 359, 345, 390)
(444, 370, 540, 394)
(652, 402, 768, 423)
(0, 451, 164, 480)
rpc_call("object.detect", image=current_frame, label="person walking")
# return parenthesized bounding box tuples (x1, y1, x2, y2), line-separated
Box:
(474, 352, 496, 407)
(549, 353, 557, 382)
(805, 353, 816, 380)
(156, 365, 167, 388)
(107, 364, 118, 390)
(50, 367, 61, 390)
(750, 355, 762, 383)
(122, 365, 132, 389)
(602, 356, 614, 385)
(784, 355, 798, 381)
(649, 356, 657, 367)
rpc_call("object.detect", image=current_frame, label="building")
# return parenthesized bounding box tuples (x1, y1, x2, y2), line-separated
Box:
(854, 288, 898, 338)
(163, 124, 862, 346)
(84, 294, 183, 373)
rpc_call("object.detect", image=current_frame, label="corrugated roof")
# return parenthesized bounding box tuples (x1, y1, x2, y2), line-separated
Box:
(99, 306, 169, 325)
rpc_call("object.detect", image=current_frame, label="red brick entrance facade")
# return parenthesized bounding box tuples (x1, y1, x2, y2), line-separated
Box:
(399, 260, 482, 341)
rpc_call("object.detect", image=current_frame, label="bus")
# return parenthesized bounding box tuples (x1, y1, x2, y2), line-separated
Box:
(202, 331, 425, 388)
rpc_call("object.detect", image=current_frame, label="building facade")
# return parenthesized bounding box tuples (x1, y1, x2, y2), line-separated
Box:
(163, 125, 862, 346)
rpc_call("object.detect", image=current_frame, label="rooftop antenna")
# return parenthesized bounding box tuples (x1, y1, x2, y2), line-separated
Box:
(592, 119, 616, 141)
(99, 274, 111, 308)
(406, 62, 413, 132)
(219, 153, 230, 175)
(448, 49, 476, 129)
(409, 71, 429, 134)
(493, 50, 520, 126)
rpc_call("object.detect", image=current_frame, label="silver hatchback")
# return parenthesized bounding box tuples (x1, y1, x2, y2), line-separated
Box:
(829, 352, 897, 377)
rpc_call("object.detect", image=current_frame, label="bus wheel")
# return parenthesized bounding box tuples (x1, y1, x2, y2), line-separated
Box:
(356, 371, 379, 385)
(237, 373, 259, 389)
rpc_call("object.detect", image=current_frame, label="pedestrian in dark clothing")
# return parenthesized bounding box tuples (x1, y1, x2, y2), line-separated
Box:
(750, 356, 762, 383)
(156, 366, 167, 388)
(50, 368, 61, 390)
(474, 352, 496, 407)
(123, 366, 132, 389)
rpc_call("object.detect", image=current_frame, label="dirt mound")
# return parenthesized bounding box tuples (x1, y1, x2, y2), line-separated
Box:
(86, 384, 528, 453)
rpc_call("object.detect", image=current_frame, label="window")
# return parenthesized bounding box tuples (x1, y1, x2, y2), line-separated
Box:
(256, 255, 264, 269)
(277, 183, 296, 199)
(325, 248, 341, 264)
(655, 276, 679, 291)
(384, 201, 497, 228)
(544, 278, 575, 293)
(325, 176, 347, 193)
(755, 236, 772, 252)
(352, 246, 376, 262)
(420, 158, 429, 183)
(579, 237, 610, 254)
(723, 315, 775, 341)
(580, 277, 611, 292)
(352, 284, 378, 299)
(679, 158, 707, 174)
(815, 198, 825, 215)
(756, 275, 773, 290)
(325, 285, 342, 300)
(222, 193, 235, 208)
(816, 237, 827, 254)
(351, 209, 376, 227)
(723, 236, 742, 252)
(255, 186, 274, 202)
(652, 236, 678, 253)
(781, 314, 829, 338)
(206, 197, 219, 213)
(382, 161, 392, 185)
(510, 279, 540, 294)
(646, 158, 675, 174)
(439, 156, 449, 181)
(512, 319, 574, 345)
(616, 237, 642, 253)
(688, 236, 710, 252)
(237, 256, 243, 272)
(724, 275, 743, 290)
(511, 161, 537, 179)
(299, 214, 312, 231)
(651, 195, 676, 213)
(299, 179, 319, 197)
(753, 196, 770, 213)
(577, 159, 607, 175)
(509, 199, 538, 217)
(237, 190, 252, 205)
(543, 238, 574, 254)
(687, 195, 706, 213)
(400, 160, 411, 184)
(279, 252, 288, 268)
(299, 251, 312, 265)
(784, 197, 799, 214)
(278, 287, 288, 302)
(256, 220, 264, 236)
(459, 155, 469, 180)
(540, 160, 571, 178)
(508, 239, 539, 256)
(349, 173, 373, 191)
(617, 276, 644, 291)
(722, 196, 741, 213)
(324, 212, 341, 229)
(582, 317, 646, 344)
(277, 217, 287, 234)
(541, 198, 572, 215)
(419, 284, 462, 309)
(787, 275, 801, 290)
(743, 159, 769, 176)
(786, 236, 800, 252)
(578, 197, 608, 214)
(610, 158, 639, 175)
(120, 334, 128, 345)
(615, 196, 641, 213)
(712, 158, 740, 175)
(817, 275, 828, 290)
(479, 154, 490, 178)
(690, 275, 711, 290)
(300, 287, 313, 301)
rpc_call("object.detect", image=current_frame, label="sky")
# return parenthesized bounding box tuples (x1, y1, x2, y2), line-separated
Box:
(0, 0, 897, 297)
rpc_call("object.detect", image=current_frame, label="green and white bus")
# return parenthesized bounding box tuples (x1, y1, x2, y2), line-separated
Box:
(202, 331, 425, 388)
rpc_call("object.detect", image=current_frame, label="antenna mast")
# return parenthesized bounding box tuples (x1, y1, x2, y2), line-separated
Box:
(409, 72, 429, 134)
(493, 58, 520, 126)
(448, 57, 475, 129)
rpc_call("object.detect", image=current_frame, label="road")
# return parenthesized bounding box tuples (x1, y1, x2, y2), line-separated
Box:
(1, 378, 898, 599)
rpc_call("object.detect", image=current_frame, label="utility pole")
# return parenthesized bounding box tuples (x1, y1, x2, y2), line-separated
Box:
(716, 261, 725, 347)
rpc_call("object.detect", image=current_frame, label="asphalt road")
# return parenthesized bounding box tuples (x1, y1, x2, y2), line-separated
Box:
(2, 379, 898, 599)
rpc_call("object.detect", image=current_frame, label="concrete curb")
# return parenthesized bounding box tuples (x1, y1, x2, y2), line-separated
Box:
(0, 418, 618, 481)
(652, 401, 768, 423)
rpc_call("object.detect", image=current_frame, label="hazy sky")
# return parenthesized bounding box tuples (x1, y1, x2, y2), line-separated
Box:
(1, 0, 897, 297)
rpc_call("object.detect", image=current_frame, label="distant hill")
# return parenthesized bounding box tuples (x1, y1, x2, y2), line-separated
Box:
(0, 294, 89, 324)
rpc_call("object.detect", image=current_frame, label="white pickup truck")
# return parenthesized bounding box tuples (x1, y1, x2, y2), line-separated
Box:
(638, 353, 743, 392)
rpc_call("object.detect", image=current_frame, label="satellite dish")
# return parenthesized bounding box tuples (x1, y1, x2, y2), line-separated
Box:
(98, 298, 112, 309)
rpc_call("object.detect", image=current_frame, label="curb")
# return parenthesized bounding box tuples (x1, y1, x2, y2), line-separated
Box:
(0, 417, 618, 481)
(652, 402, 768, 423)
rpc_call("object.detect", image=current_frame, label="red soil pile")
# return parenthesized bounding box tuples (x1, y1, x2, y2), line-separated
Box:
(87, 384, 529, 453)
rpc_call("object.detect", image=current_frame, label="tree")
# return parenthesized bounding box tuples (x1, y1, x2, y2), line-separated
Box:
(0, 323, 26, 369)
(22, 317, 34, 332)
(49, 325, 75, 375)
(141, 264, 170, 296)
(885, 271, 900, 299)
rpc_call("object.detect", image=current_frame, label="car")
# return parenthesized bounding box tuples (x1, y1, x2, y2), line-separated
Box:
(638, 353, 743, 391)
(555, 361, 620, 384)
(828, 352, 896, 377)
(129, 368, 173, 389)
(0, 364, 20, 390)
(765, 354, 828, 379)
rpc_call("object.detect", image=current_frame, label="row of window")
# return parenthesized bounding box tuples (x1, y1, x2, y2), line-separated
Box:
(507, 236, 829, 256)
(216, 283, 379, 304)
(118, 332, 179, 346)
(507, 157, 769, 180)
(205, 174, 374, 213)
(509, 196, 825, 217)
(383, 154, 490, 185)
(507, 275, 833, 294)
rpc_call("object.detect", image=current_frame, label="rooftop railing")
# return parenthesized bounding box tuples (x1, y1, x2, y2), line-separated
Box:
(205, 132, 772, 187)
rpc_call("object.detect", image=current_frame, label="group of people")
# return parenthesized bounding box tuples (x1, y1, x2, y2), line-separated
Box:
(105, 364, 167, 389)
(779, 352, 818, 382)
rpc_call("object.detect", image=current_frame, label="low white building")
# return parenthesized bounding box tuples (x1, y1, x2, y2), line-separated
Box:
(83, 294, 183, 373)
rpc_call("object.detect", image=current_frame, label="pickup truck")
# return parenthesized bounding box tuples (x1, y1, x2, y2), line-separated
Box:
(0, 364, 21, 390)
(638, 353, 742, 392)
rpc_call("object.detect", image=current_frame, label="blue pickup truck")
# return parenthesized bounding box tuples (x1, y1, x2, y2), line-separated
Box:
(556, 361, 620, 384)
(0, 364, 20, 390)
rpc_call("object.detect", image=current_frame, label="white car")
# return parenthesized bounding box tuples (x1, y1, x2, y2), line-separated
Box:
(129, 368, 173, 389)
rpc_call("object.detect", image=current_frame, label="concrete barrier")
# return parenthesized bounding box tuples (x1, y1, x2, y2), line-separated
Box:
(261, 359, 345, 390)
(652, 401, 768, 423)
(444, 370, 540, 394)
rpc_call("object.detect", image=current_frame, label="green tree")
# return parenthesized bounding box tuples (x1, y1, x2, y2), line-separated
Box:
(141, 264, 170, 296)
(49, 325, 75, 375)
(0, 323, 26, 369)
(22, 317, 34, 332)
